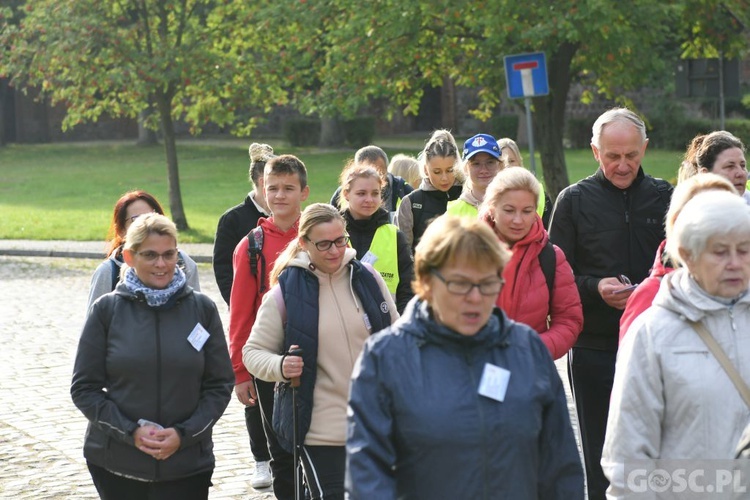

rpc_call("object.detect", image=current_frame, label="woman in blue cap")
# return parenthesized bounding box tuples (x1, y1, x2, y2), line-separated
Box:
(446, 133, 504, 218)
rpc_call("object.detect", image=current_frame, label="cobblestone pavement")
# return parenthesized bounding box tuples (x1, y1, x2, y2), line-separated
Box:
(0, 255, 583, 499)
(0, 256, 272, 499)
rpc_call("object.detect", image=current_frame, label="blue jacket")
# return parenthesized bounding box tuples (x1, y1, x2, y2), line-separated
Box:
(346, 298, 584, 499)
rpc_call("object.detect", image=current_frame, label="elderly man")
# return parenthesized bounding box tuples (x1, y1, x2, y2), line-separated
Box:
(548, 108, 672, 500)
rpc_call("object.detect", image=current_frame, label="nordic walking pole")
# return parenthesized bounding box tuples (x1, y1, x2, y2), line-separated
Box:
(288, 347, 304, 500)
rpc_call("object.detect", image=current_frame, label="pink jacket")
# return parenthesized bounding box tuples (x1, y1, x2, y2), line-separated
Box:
(487, 214, 583, 359)
(619, 239, 673, 343)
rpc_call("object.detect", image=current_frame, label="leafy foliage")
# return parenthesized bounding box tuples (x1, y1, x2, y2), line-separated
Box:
(0, 0, 289, 228)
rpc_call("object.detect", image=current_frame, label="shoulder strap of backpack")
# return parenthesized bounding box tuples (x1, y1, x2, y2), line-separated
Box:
(652, 178, 672, 207)
(538, 241, 556, 307)
(246, 226, 267, 293)
(110, 259, 120, 292)
(570, 184, 581, 221)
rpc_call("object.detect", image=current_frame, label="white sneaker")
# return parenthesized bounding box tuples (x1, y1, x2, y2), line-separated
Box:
(250, 460, 273, 489)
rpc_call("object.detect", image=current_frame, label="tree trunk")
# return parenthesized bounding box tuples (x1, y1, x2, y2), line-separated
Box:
(440, 75, 458, 132)
(319, 115, 345, 147)
(136, 105, 158, 146)
(154, 92, 189, 230)
(533, 41, 580, 201)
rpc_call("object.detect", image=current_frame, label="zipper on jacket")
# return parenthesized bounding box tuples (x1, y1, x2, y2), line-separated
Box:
(155, 310, 162, 479)
(623, 191, 630, 224)
(463, 347, 490, 499)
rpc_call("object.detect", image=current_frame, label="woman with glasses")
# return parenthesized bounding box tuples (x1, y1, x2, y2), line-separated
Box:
(243, 203, 398, 500)
(86, 190, 200, 313)
(480, 167, 583, 359)
(346, 215, 583, 499)
(72, 213, 234, 500)
(339, 162, 414, 313)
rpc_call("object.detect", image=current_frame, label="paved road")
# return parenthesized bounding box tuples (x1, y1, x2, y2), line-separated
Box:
(0, 254, 583, 499)
(0, 256, 273, 499)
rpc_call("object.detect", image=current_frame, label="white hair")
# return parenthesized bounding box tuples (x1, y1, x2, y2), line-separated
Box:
(591, 108, 647, 149)
(667, 191, 750, 266)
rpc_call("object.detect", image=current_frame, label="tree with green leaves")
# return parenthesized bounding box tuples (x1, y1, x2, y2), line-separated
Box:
(255, 0, 748, 198)
(0, 0, 287, 229)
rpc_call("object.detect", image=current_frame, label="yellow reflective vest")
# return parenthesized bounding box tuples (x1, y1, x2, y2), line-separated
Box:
(367, 224, 400, 297)
(445, 199, 478, 218)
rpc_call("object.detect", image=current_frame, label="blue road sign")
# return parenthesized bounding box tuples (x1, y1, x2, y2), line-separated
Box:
(504, 52, 549, 99)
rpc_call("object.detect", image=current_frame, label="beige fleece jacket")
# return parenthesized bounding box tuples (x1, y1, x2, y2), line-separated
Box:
(242, 248, 399, 446)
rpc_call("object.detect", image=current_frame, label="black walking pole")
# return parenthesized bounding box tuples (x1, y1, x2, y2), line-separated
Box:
(288, 347, 304, 500)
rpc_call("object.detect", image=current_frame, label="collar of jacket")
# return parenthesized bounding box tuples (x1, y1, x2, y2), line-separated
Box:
(397, 297, 511, 349)
(343, 207, 390, 232)
(594, 165, 646, 192)
(656, 268, 750, 322)
(114, 281, 192, 309)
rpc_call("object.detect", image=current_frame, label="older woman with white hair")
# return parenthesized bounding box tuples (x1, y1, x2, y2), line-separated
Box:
(602, 191, 750, 499)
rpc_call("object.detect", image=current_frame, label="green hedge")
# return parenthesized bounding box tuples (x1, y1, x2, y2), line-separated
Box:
(343, 116, 376, 148)
(489, 114, 520, 141)
(565, 116, 598, 149)
(726, 119, 750, 146)
(283, 118, 321, 147)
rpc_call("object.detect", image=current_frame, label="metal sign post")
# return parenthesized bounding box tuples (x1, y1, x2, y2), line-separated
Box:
(503, 52, 549, 177)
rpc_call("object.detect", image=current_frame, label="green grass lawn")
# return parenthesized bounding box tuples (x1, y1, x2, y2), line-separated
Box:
(0, 138, 683, 243)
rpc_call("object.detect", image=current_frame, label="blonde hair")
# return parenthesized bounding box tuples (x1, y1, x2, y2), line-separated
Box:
(339, 163, 385, 211)
(480, 167, 540, 217)
(121, 213, 178, 280)
(388, 154, 421, 187)
(413, 215, 511, 299)
(498, 138, 523, 168)
(270, 203, 346, 285)
(665, 173, 736, 239)
(248, 143, 274, 185)
(123, 213, 178, 253)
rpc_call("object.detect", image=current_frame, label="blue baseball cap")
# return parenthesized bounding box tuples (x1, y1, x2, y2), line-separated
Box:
(462, 134, 501, 160)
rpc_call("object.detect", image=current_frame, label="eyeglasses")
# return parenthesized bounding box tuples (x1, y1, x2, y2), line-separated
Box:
(305, 235, 350, 252)
(431, 270, 504, 296)
(136, 249, 179, 263)
(469, 159, 501, 171)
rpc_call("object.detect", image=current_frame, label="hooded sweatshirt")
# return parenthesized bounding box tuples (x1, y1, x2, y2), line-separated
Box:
(229, 217, 299, 384)
(243, 248, 399, 446)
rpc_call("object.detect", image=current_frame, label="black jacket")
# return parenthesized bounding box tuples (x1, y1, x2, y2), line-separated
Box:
(71, 284, 234, 481)
(343, 207, 414, 313)
(548, 168, 672, 351)
(212, 194, 267, 305)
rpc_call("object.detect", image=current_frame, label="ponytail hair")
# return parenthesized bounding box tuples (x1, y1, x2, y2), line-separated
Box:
(269, 203, 346, 286)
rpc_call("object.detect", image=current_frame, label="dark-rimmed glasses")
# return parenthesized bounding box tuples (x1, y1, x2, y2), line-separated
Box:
(305, 235, 350, 252)
(431, 270, 504, 296)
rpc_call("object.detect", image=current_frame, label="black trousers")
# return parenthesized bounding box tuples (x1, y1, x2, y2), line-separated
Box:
(87, 462, 212, 500)
(300, 445, 345, 500)
(255, 378, 303, 500)
(568, 346, 617, 500)
(244, 402, 271, 462)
